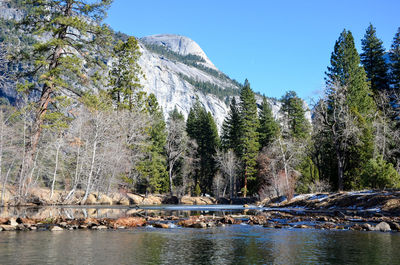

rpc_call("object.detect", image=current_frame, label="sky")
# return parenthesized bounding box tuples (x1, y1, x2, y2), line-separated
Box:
(104, 0, 400, 103)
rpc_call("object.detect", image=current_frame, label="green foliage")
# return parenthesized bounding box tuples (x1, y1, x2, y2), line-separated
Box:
(258, 96, 279, 149)
(360, 24, 390, 94)
(136, 95, 168, 193)
(322, 29, 377, 191)
(297, 157, 320, 193)
(362, 156, 400, 189)
(194, 182, 201, 197)
(390, 27, 400, 91)
(221, 97, 242, 156)
(79, 90, 113, 112)
(239, 80, 259, 196)
(326, 29, 375, 117)
(19, 0, 113, 92)
(186, 100, 220, 194)
(280, 91, 310, 139)
(108, 36, 144, 110)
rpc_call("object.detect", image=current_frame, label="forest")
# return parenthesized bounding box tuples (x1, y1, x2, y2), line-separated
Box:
(0, 0, 400, 205)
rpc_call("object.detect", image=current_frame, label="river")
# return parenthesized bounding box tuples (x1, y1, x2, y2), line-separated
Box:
(1, 224, 399, 264)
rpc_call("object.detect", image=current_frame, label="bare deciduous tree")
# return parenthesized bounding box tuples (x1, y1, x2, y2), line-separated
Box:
(215, 149, 238, 198)
(313, 82, 361, 191)
(166, 114, 188, 196)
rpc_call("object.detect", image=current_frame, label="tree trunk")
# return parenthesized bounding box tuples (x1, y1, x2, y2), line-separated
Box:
(243, 166, 247, 198)
(168, 161, 174, 196)
(50, 142, 61, 199)
(83, 137, 98, 202)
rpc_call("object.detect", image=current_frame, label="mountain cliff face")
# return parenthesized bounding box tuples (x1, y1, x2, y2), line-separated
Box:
(137, 34, 241, 127)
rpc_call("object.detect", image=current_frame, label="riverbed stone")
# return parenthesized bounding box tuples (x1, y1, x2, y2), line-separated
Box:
(375, 222, 391, 232)
(51, 226, 63, 231)
(154, 223, 169, 229)
(360, 223, 374, 231)
(192, 222, 207, 228)
(98, 195, 113, 205)
(387, 221, 400, 231)
(113, 217, 146, 228)
(84, 194, 98, 205)
(126, 193, 143, 204)
(7, 218, 18, 226)
(93, 225, 108, 230)
(0, 225, 16, 231)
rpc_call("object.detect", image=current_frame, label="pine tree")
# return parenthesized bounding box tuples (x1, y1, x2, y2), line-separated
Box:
(136, 94, 168, 193)
(221, 97, 242, 156)
(324, 29, 376, 190)
(108, 36, 144, 110)
(326, 29, 375, 116)
(258, 96, 279, 149)
(239, 79, 259, 197)
(186, 101, 220, 194)
(390, 27, 400, 91)
(360, 24, 390, 94)
(17, 0, 112, 178)
(280, 91, 310, 139)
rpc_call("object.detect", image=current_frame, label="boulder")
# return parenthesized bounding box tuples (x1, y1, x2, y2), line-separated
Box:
(180, 196, 195, 205)
(374, 222, 391, 232)
(0, 225, 16, 231)
(84, 193, 98, 205)
(361, 223, 374, 231)
(92, 225, 108, 230)
(113, 217, 146, 228)
(118, 197, 130, 206)
(154, 223, 169, 229)
(142, 195, 162, 205)
(97, 194, 113, 205)
(387, 221, 400, 231)
(126, 193, 144, 205)
(50, 226, 63, 231)
(7, 218, 18, 226)
(162, 196, 179, 204)
(192, 222, 207, 228)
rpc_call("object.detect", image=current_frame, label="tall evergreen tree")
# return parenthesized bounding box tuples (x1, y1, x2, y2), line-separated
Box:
(221, 97, 242, 156)
(258, 96, 279, 149)
(324, 29, 376, 190)
(108, 36, 144, 110)
(360, 24, 390, 94)
(390, 27, 400, 91)
(326, 29, 375, 116)
(239, 79, 259, 197)
(17, 0, 112, 188)
(186, 101, 220, 194)
(136, 94, 168, 193)
(280, 91, 310, 139)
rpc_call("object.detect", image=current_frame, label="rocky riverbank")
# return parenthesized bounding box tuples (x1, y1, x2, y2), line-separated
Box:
(1, 206, 400, 233)
(261, 190, 400, 215)
(0, 186, 220, 206)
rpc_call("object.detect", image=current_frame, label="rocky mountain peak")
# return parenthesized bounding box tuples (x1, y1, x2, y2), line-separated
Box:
(141, 34, 217, 70)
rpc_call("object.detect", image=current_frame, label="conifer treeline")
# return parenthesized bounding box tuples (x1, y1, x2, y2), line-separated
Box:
(0, 0, 400, 203)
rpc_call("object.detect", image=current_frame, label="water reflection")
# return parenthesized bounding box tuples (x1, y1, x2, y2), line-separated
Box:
(0, 226, 399, 264)
(0, 205, 257, 220)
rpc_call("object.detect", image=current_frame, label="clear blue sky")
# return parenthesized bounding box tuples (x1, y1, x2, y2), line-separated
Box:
(105, 0, 400, 103)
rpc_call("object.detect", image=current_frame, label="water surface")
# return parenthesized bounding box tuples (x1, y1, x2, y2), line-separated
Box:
(1, 225, 399, 264)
